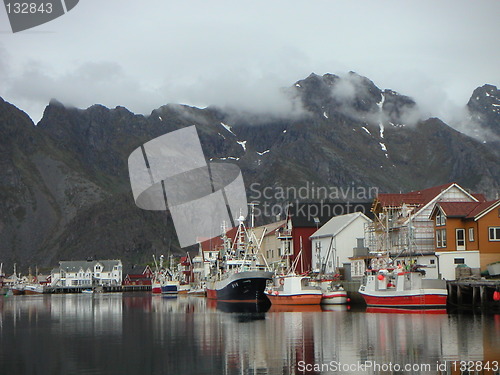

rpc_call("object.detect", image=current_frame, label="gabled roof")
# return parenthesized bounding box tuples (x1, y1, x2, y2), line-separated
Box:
(435, 202, 482, 217)
(430, 200, 500, 220)
(375, 183, 455, 209)
(310, 212, 371, 240)
(58, 260, 121, 272)
(289, 202, 373, 227)
(472, 200, 500, 220)
(259, 220, 287, 237)
(374, 183, 484, 213)
(125, 274, 151, 279)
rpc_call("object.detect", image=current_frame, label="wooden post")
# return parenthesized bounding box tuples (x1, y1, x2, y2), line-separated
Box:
(457, 284, 463, 306)
(472, 285, 478, 308)
(480, 285, 486, 307)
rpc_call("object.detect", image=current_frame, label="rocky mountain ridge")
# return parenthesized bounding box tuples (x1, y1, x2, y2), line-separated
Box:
(0, 72, 499, 272)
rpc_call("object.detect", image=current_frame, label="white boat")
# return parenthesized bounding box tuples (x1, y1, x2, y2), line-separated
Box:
(82, 289, 94, 294)
(319, 281, 348, 305)
(24, 284, 44, 295)
(265, 274, 323, 305)
(359, 267, 447, 308)
(359, 214, 447, 308)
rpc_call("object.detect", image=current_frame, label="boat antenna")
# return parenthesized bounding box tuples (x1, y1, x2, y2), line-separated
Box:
(249, 202, 257, 228)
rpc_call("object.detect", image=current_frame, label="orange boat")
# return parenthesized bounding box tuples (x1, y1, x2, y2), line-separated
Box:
(265, 275, 323, 305)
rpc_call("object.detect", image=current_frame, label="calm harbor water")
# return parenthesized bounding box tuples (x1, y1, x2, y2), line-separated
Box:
(0, 293, 499, 375)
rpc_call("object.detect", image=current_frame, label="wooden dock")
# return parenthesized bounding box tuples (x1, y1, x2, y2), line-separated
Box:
(447, 279, 500, 312)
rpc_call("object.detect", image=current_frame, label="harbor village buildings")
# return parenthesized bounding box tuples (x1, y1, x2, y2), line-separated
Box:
(51, 260, 123, 287)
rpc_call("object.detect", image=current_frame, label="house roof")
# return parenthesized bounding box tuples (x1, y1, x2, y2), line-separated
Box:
(469, 200, 500, 220)
(289, 202, 373, 227)
(437, 202, 483, 217)
(375, 183, 454, 209)
(58, 260, 121, 272)
(198, 220, 288, 252)
(258, 220, 287, 237)
(310, 212, 371, 240)
(125, 274, 151, 279)
(198, 226, 238, 252)
(374, 183, 485, 213)
(430, 200, 500, 220)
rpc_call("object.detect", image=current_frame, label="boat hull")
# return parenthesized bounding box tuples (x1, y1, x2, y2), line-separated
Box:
(161, 283, 179, 295)
(266, 293, 323, 305)
(360, 290, 447, 307)
(12, 287, 25, 295)
(366, 306, 447, 314)
(206, 271, 273, 302)
(24, 289, 44, 295)
(321, 291, 348, 305)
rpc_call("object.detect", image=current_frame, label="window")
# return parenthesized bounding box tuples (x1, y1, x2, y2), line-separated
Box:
(430, 259, 435, 265)
(456, 228, 465, 250)
(436, 229, 447, 248)
(489, 227, 500, 241)
(436, 210, 446, 226)
(454, 258, 465, 264)
(468, 228, 474, 242)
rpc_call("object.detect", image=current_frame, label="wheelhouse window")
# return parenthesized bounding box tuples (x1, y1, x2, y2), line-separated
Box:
(489, 227, 500, 241)
(436, 210, 446, 226)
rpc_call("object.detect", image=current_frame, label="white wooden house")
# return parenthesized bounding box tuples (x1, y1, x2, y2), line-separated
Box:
(51, 260, 123, 287)
(310, 212, 372, 274)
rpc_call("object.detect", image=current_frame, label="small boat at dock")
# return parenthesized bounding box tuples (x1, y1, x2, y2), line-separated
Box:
(319, 282, 348, 305)
(359, 268, 447, 308)
(24, 284, 44, 295)
(265, 275, 323, 305)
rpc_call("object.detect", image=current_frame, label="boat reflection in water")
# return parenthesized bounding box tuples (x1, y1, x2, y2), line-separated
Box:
(1, 293, 499, 375)
(366, 306, 447, 314)
(208, 298, 271, 314)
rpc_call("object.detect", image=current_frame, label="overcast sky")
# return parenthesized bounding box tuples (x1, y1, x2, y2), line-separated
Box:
(1, 0, 499, 125)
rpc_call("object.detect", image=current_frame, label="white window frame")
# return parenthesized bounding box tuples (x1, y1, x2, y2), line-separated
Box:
(436, 229, 447, 248)
(468, 227, 474, 242)
(489, 227, 500, 241)
(436, 210, 446, 226)
(456, 228, 465, 250)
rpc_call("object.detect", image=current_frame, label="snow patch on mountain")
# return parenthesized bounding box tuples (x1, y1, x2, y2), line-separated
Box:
(237, 140, 247, 151)
(220, 122, 236, 136)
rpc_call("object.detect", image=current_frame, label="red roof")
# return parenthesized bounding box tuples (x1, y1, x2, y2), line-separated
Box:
(438, 202, 482, 217)
(125, 274, 151, 280)
(436, 200, 499, 219)
(376, 183, 455, 209)
(198, 227, 238, 252)
(466, 200, 499, 218)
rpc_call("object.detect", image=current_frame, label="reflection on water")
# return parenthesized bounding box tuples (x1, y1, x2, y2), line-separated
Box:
(0, 293, 499, 374)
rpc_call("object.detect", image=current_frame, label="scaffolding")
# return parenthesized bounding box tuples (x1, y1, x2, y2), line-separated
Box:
(365, 204, 435, 259)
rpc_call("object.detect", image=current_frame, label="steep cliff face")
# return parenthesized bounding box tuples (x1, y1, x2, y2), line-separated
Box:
(0, 73, 499, 272)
